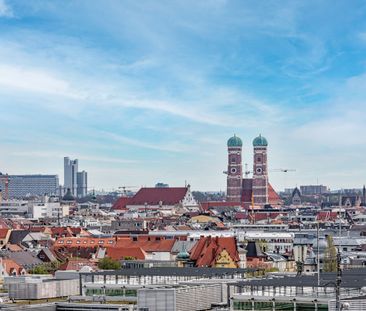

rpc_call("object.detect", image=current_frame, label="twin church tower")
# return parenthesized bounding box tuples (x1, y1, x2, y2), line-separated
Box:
(226, 134, 276, 208)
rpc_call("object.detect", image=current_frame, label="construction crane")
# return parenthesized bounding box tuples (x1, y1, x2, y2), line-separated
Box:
(243, 165, 296, 178)
(0, 173, 9, 202)
(118, 186, 137, 196)
(271, 168, 296, 173)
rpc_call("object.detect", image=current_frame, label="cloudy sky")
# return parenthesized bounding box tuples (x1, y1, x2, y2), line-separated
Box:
(1, 0, 366, 192)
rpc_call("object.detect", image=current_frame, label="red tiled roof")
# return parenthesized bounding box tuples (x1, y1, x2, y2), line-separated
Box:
(112, 197, 131, 210)
(241, 180, 282, 208)
(54, 235, 179, 254)
(317, 211, 338, 221)
(115, 238, 175, 252)
(106, 247, 146, 260)
(235, 212, 246, 220)
(0, 219, 9, 229)
(0, 228, 9, 239)
(268, 183, 282, 205)
(59, 258, 97, 271)
(50, 227, 88, 238)
(1, 258, 24, 275)
(127, 187, 188, 206)
(247, 212, 284, 222)
(6, 244, 23, 252)
(190, 236, 239, 267)
(54, 237, 117, 248)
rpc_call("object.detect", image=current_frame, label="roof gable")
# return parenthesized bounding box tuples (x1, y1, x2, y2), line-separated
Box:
(190, 236, 239, 267)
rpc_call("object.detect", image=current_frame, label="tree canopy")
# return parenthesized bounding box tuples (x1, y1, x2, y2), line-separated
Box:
(98, 257, 121, 270)
(323, 235, 337, 272)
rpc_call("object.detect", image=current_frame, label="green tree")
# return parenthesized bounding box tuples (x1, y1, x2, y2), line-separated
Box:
(323, 235, 337, 272)
(30, 265, 49, 274)
(98, 257, 121, 270)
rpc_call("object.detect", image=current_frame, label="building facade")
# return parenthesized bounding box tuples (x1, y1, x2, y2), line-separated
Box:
(300, 185, 328, 195)
(64, 157, 88, 198)
(64, 157, 78, 196)
(0, 175, 59, 199)
(252, 135, 269, 207)
(77, 171, 88, 198)
(226, 135, 243, 202)
(29, 200, 69, 220)
(225, 134, 280, 209)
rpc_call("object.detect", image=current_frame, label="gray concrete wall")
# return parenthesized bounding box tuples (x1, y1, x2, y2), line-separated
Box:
(7, 279, 79, 300)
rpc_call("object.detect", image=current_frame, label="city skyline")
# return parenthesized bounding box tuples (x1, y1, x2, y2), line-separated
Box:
(1, 1, 366, 191)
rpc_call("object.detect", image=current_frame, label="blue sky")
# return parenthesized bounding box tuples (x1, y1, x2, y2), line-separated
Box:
(1, 0, 366, 192)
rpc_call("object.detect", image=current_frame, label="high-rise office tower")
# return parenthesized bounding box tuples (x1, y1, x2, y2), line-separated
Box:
(64, 157, 78, 196)
(77, 171, 88, 198)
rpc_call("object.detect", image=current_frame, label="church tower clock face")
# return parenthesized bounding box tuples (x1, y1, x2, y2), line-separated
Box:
(256, 167, 262, 174)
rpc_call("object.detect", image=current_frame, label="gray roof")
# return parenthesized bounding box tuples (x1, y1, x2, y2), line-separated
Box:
(264, 252, 286, 262)
(38, 248, 57, 262)
(1, 251, 43, 269)
(23, 232, 50, 242)
(8, 230, 29, 244)
(171, 240, 197, 254)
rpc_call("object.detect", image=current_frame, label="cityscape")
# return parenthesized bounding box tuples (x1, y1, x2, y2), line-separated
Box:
(1, 1, 366, 311)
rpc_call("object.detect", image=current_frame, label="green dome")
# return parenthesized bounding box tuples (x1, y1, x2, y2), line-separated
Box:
(253, 134, 268, 147)
(62, 188, 75, 201)
(176, 250, 190, 260)
(227, 134, 242, 147)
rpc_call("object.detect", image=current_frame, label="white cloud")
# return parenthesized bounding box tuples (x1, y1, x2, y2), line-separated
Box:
(0, 64, 84, 99)
(0, 0, 13, 18)
(100, 131, 189, 153)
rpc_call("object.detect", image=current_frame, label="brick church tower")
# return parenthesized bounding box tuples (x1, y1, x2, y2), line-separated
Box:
(226, 135, 243, 202)
(252, 134, 269, 207)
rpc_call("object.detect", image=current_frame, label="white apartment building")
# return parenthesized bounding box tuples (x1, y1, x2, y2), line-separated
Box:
(0, 200, 29, 216)
(237, 231, 294, 255)
(28, 199, 69, 219)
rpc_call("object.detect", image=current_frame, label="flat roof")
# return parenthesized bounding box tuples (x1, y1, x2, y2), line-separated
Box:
(231, 268, 366, 289)
(80, 267, 251, 277)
